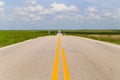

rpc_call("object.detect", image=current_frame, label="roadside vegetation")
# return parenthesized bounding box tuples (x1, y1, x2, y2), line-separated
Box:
(0, 30, 56, 47)
(62, 30, 120, 45)
(1, 30, 120, 48)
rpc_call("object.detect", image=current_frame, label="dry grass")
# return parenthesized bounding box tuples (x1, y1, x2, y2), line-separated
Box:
(80, 34, 120, 44)
(63, 30, 120, 45)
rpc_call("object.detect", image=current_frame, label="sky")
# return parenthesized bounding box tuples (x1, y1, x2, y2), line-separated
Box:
(0, 0, 120, 30)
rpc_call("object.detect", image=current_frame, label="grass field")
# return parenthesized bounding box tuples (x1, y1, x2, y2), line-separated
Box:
(0, 30, 56, 47)
(62, 30, 120, 45)
(0, 30, 120, 48)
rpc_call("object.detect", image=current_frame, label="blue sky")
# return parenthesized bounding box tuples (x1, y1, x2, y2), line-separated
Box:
(0, 0, 120, 30)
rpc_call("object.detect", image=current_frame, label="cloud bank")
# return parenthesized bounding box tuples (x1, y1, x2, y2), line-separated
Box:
(0, 0, 120, 29)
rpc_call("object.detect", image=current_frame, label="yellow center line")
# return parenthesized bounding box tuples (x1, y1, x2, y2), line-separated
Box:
(52, 35, 61, 80)
(62, 48, 70, 80)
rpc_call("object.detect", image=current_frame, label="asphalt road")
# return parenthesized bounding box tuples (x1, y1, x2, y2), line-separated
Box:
(0, 36, 120, 80)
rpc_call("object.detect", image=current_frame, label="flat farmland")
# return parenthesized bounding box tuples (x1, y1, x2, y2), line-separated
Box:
(1, 30, 120, 48)
(0, 30, 56, 47)
(63, 30, 120, 45)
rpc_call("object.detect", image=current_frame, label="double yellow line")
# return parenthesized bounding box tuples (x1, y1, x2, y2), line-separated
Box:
(52, 35, 70, 80)
(52, 35, 61, 80)
(62, 48, 70, 80)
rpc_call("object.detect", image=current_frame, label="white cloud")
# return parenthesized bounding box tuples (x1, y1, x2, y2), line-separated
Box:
(103, 11, 112, 17)
(0, 1, 5, 12)
(13, 3, 44, 21)
(0, 1, 5, 7)
(57, 15, 73, 19)
(12, 1, 78, 22)
(0, 1, 5, 21)
(23, 5, 44, 12)
(99, 9, 120, 19)
(95, 15, 102, 19)
(27, 14, 41, 21)
(1, 0, 120, 29)
(0, 7, 4, 11)
(89, 0, 97, 3)
(41, 9, 54, 15)
(57, 14, 87, 20)
(88, 13, 95, 17)
(14, 2, 78, 15)
(50, 3, 78, 13)
(25, 0, 37, 5)
(88, 7, 98, 12)
(86, 7, 102, 20)
(40, 3, 78, 14)
(117, 8, 120, 12)
(55, 6, 120, 21)
(13, 8, 42, 22)
(113, 8, 120, 19)
(87, 12, 102, 20)
(14, 8, 27, 15)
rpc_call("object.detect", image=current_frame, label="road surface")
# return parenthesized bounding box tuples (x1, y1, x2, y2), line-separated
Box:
(0, 36, 120, 80)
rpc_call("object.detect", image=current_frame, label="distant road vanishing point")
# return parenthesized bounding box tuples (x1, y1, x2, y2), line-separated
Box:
(0, 35, 120, 80)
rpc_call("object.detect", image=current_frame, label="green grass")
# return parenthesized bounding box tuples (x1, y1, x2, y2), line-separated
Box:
(1, 30, 120, 48)
(0, 30, 57, 47)
(62, 30, 120, 45)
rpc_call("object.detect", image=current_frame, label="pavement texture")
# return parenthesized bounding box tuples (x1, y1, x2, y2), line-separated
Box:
(0, 36, 120, 80)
